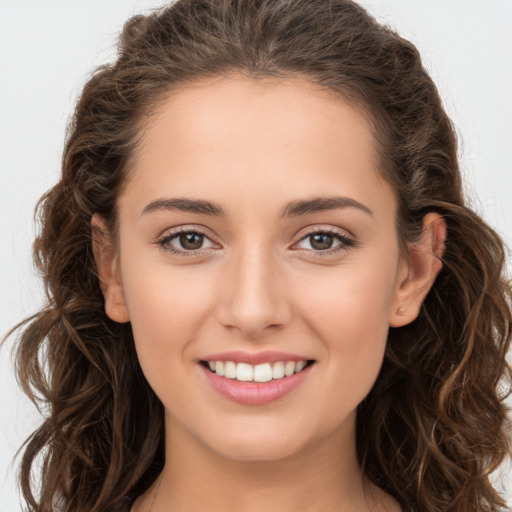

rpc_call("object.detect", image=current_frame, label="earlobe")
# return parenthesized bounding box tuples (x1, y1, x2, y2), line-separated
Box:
(389, 212, 447, 328)
(91, 214, 130, 323)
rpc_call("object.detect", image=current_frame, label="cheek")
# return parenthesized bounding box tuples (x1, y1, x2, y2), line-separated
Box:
(300, 259, 396, 341)
(297, 260, 397, 399)
(119, 261, 214, 388)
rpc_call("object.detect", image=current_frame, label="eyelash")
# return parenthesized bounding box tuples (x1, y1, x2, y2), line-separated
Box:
(155, 226, 356, 258)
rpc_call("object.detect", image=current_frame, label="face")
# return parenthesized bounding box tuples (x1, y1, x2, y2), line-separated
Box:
(97, 75, 419, 462)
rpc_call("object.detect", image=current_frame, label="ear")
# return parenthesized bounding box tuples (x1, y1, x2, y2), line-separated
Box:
(389, 212, 446, 328)
(91, 213, 130, 323)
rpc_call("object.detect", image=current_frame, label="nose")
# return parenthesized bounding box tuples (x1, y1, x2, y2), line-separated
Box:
(216, 240, 292, 340)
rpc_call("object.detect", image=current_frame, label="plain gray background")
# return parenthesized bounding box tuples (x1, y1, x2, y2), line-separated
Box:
(1, 1, 511, 510)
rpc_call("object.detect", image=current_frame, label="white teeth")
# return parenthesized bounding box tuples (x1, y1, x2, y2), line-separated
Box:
(284, 361, 296, 377)
(236, 363, 253, 381)
(253, 363, 272, 382)
(215, 361, 225, 376)
(224, 361, 237, 379)
(295, 360, 307, 372)
(272, 361, 285, 379)
(206, 360, 310, 382)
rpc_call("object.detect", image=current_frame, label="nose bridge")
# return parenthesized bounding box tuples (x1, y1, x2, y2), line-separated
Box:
(217, 233, 291, 338)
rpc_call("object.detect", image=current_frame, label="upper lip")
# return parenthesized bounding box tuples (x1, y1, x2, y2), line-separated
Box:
(200, 350, 313, 365)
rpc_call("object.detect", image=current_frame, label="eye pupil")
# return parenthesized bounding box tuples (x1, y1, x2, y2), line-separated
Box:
(311, 233, 333, 250)
(180, 232, 203, 250)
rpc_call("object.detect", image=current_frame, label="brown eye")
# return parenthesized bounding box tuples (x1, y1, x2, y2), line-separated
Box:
(179, 232, 204, 250)
(295, 228, 356, 257)
(157, 229, 217, 256)
(309, 233, 335, 250)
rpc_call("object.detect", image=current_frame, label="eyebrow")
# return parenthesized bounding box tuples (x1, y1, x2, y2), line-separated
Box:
(141, 196, 373, 218)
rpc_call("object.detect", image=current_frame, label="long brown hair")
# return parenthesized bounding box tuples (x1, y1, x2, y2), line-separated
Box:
(5, 1, 511, 511)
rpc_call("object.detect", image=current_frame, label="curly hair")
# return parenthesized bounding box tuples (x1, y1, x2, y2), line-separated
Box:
(5, 0, 511, 511)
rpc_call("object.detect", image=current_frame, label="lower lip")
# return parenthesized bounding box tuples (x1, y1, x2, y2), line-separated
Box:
(199, 363, 314, 405)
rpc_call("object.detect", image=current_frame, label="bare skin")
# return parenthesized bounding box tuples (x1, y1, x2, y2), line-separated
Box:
(93, 74, 445, 512)
(132, 415, 400, 512)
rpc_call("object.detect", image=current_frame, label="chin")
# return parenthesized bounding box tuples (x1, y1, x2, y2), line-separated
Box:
(206, 431, 308, 463)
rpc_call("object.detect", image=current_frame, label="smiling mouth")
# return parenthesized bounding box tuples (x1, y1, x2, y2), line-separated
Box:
(200, 360, 315, 383)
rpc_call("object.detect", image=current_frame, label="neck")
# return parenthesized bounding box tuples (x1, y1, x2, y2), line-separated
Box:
(132, 412, 400, 512)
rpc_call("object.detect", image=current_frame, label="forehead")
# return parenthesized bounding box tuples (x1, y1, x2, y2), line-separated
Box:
(122, 74, 394, 219)
(137, 74, 374, 164)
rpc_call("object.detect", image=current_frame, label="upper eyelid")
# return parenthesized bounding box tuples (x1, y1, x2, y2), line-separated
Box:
(157, 225, 354, 250)
(157, 225, 216, 242)
(299, 225, 354, 240)
(157, 224, 352, 238)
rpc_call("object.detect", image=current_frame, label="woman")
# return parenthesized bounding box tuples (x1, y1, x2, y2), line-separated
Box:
(5, 0, 511, 511)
